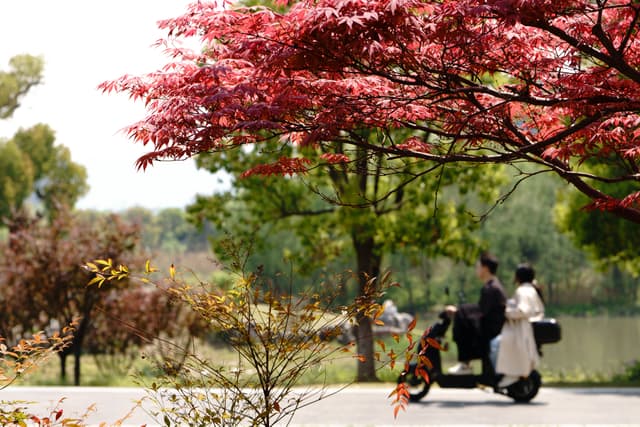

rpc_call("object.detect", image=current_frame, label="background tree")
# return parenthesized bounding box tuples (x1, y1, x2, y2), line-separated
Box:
(101, 0, 640, 225)
(0, 54, 43, 119)
(0, 207, 141, 385)
(555, 161, 640, 302)
(0, 139, 33, 220)
(1, 56, 88, 220)
(414, 165, 639, 308)
(189, 133, 503, 381)
(471, 168, 597, 304)
(10, 124, 89, 216)
(87, 283, 208, 378)
(120, 206, 213, 254)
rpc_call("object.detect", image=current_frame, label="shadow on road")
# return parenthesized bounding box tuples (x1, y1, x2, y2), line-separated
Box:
(411, 400, 547, 408)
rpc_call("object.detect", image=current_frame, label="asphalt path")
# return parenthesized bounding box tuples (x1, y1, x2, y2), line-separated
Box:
(0, 386, 638, 426)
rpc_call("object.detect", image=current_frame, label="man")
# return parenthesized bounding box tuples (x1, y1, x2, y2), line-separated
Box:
(445, 252, 507, 374)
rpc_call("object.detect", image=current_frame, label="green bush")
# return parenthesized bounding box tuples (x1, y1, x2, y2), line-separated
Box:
(614, 359, 640, 384)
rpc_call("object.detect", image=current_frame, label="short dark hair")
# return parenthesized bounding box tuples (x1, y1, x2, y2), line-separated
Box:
(479, 252, 499, 274)
(515, 263, 535, 283)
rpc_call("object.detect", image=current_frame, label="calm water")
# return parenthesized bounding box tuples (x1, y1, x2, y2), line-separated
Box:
(538, 315, 640, 377)
(434, 315, 640, 378)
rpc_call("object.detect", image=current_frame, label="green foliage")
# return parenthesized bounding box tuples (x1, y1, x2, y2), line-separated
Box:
(375, 164, 639, 311)
(9, 125, 88, 218)
(0, 140, 34, 219)
(121, 206, 213, 254)
(37, 145, 89, 215)
(552, 161, 640, 304)
(0, 55, 43, 119)
(11, 123, 56, 181)
(209, 270, 236, 290)
(0, 56, 88, 219)
(614, 360, 640, 384)
(187, 133, 505, 381)
(555, 162, 640, 276)
(476, 167, 591, 296)
(189, 138, 505, 295)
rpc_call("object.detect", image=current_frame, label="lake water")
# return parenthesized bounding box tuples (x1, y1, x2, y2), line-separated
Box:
(434, 315, 640, 379)
(538, 315, 640, 378)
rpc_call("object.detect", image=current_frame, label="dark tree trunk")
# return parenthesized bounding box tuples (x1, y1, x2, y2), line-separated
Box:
(70, 291, 96, 386)
(71, 311, 92, 386)
(352, 231, 382, 382)
(73, 345, 82, 386)
(59, 352, 67, 382)
(60, 344, 84, 386)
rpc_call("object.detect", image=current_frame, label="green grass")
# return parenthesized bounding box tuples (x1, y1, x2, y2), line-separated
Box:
(13, 354, 143, 387)
(15, 351, 638, 389)
(12, 321, 640, 388)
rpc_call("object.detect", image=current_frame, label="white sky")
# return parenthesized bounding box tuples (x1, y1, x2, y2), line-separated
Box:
(0, 0, 229, 212)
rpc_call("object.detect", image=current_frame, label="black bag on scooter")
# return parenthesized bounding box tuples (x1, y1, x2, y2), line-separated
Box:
(532, 318, 561, 345)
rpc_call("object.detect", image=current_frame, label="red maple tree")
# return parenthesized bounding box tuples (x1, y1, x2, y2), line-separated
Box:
(0, 207, 141, 386)
(101, 0, 640, 223)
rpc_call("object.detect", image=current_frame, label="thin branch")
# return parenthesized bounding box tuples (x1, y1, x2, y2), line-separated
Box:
(528, 20, 640, 82)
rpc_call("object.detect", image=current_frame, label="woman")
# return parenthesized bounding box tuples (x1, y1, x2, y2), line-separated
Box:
(494, 263, 545, 387)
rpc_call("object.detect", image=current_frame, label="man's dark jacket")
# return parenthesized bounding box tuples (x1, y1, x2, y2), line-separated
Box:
(452, 277, 507, 361)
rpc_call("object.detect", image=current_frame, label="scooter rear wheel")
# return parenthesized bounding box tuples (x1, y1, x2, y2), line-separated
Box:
(506, 370, 541, 403)
(397, 363, 431, 402)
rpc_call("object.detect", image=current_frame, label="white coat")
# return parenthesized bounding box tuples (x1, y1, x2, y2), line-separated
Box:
(495, 282, 545, 377)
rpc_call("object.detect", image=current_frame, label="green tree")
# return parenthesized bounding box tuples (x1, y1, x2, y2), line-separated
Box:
(120, 206, 158, 250)
(0, 55, 43, 119)
(476, 168, 593, 304)
(12, 124, 89, 214)
(0, 56, 88, 219)
(0, 140, 34, 220)
(121, 206, 213, 253)
(155, 208, 195, 252)
(189, 135, 503, 381)
(0, 125, 88, 220)
(555, 162, 640, 301)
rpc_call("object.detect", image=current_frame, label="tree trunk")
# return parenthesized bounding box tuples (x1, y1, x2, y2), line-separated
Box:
(74, 345, 82, 386)
(352, 231, 382, 382)
(71, 314, 92, 386)
(59, 352, 67, 383)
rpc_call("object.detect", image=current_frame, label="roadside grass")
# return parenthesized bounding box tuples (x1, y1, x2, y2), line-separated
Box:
(12, 318, 640, 388)
(13, 349, 638, 388)
(542, 366, 640, 387)
(17, 349, 637, 389)
(14, 342, 392, 387)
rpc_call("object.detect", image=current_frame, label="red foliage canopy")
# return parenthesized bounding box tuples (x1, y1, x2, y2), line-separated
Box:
(100, 0, 640, 222)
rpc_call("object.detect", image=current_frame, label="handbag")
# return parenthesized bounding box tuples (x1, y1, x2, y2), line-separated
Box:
(531, 318, 562, 345)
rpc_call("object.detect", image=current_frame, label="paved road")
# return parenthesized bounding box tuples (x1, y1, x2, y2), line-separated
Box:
(0, 386, 638, 426)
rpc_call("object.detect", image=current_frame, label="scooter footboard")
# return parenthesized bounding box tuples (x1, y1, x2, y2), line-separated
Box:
(436, 373, 479, 388)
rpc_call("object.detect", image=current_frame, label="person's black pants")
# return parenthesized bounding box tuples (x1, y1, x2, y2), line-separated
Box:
(452, 303, 486, 361)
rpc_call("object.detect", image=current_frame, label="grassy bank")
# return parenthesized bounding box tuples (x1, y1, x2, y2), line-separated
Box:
(13, 332, 640, 388)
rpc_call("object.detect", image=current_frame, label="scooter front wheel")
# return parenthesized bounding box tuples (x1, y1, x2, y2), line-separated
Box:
(507, 370, 541, 403)
(397, 363, 431, 402)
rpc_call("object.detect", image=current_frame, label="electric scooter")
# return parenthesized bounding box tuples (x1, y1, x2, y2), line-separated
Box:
(397, 309, 561, 403)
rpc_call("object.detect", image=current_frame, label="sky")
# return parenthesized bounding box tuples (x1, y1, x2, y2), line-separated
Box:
(0, 0, 229, 211)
